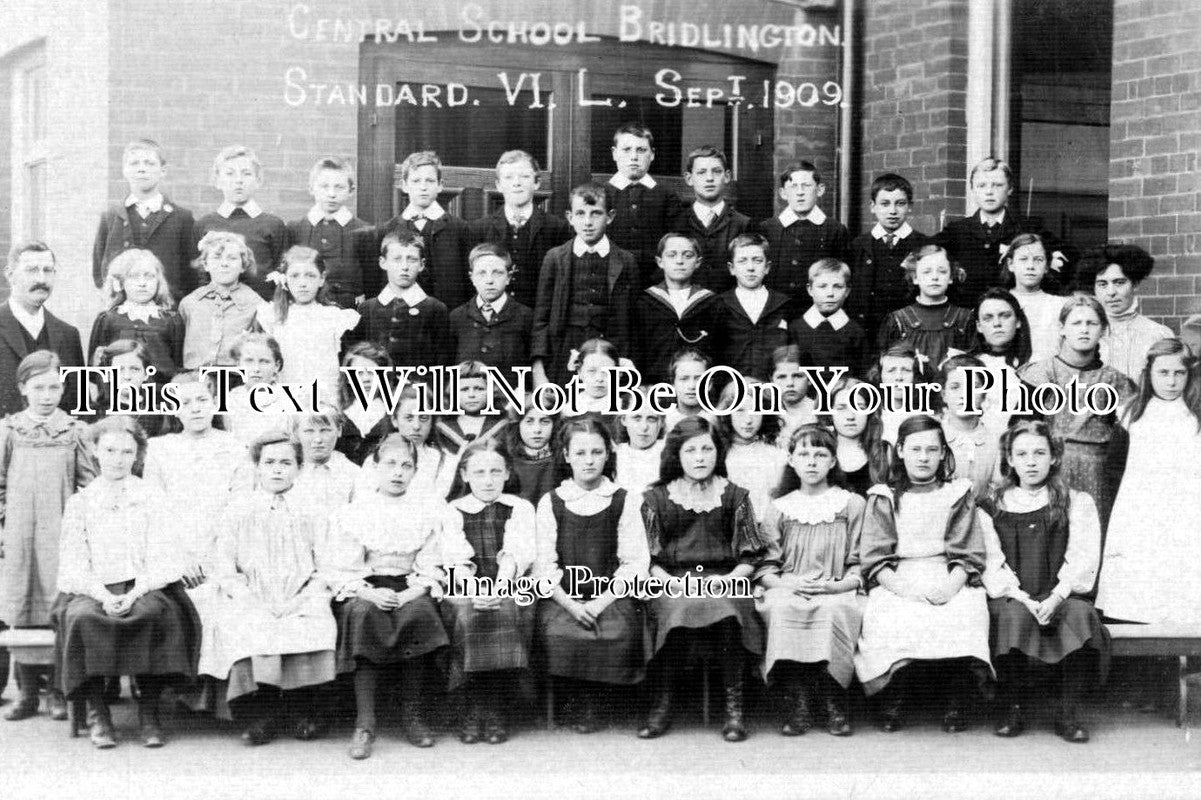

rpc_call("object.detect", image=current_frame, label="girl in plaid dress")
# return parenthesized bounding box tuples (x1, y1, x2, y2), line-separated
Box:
(438, 438, 537, 744)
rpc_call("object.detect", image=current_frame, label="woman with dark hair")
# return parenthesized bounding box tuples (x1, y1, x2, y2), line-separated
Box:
(1075, 243, 1173, 384)
(853, 414, 991, 733)
(638, 417, 767, 742)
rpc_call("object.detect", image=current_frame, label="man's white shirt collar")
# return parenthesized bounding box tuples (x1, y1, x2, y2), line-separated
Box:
(871, 222, 913, 240)
(802, 305, 849, 330)
(779, 206, 827, 227)
(306, 206, 354, 226)
(402, 202, 446, 221)
(734, 286, 769, 322)
(573, 237, 611, 257)
(608, 173, 657, 190)
(8, 299, 45, 339)
(217, 199, 263, 219)
(378, 283, 428, 306)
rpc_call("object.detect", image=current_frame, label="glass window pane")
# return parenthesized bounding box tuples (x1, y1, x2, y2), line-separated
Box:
(395, 86, 549, 169)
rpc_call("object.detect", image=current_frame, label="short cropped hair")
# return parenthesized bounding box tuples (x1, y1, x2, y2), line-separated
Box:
(727, 233, 769, 261)
(613, 122, 654, 148)
(380, 231, 426, 260)
(870, 173, 913, 203)
(496, 150, 541, 175)
(468, 242, 513, 271)
(250, 430, 303, 465)
(15, 350, 60, 387)
(400, 150, 443, 183)
(969, 157, 1014, 190)
(124, 138, 166, 166)
(808, 257, 851, 282)
(684, 145, 728, 173)
(779, 161, 822, 188)
(309, 156, 355, 192)
(7, 240, 56, 271)
(212, 145, 262, 181)
(901, 243, 967, 284)
(568, 183, 608, 210)
(230, 331, 284, 369)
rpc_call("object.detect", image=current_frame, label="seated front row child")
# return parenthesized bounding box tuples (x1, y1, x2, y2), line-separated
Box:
(199, 431, 337, 746)
(757, 424, 866, 737)
(535, 417, 650, 734)
(54, 417, 200, 749)
(447, 242, 534, 390)
(854, 414, 992, 734)
(789, 258, 867, 376)
(715, 233, 791, 381)
(325, 434, 449, 760)
(438, 439, 538, 745)
(639, 417, 767, 742)
(980, 420, 1107, 743)
(877, 243, 973, 373)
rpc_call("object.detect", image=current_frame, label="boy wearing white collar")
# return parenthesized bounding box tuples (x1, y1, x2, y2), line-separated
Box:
(671, 145, 752, 293)
(351, 231, 451, 368)
(93, 138, 197, 302)
(192, 144, 288, 301)
(789, 258, 868, 377)
(604, 123, 684, 287)
(377, 150, 471, 310)
(287, 157, 374, 309)
(758, 161, 850, 310)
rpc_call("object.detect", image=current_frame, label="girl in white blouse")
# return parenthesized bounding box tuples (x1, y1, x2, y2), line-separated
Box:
(53, 417, 199, 749)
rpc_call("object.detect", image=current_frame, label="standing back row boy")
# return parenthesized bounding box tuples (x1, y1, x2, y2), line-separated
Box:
(287, 157, 376, 309)
(467, 150, 571, 308)
(846, 172, 932, 340)
(759, 161, 851, 315)
(378, 151, 472, 311)
(670, 145, 752, 293)
(192, 145, 289, 302)
(605, 123, 684, 288)
(93, 139, 196, 302)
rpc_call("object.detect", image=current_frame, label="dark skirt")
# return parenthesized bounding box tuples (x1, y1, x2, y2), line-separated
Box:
(537, 597, 648, 685)
(648, 595, 765, 659)
(334, 575, 449, 673)
(51, 581, 201, 699)
(440, 597, 534, 689)
(989, 596, 1111, 672)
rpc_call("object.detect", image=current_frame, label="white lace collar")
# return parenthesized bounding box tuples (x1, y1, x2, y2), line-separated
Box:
(556, 477, 620, 502)
(666, 476, 728, 512)
(772, 487, 850, 525)
(452, 493, 521, 513)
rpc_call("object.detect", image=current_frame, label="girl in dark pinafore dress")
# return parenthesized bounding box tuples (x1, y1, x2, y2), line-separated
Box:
(438, 438, 537, 745)
(980, 419, 1109, 743)
(639, 417, 768, 742)
(534, 418, 650, 734)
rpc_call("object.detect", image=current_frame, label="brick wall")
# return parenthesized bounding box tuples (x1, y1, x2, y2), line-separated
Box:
(858, 0, 969, 236)
(1108, 0, 1201, 333)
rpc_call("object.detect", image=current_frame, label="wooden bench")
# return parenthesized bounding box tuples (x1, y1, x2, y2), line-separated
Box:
(0, 628, 86, 736)
(1108, 623, 1201, 727)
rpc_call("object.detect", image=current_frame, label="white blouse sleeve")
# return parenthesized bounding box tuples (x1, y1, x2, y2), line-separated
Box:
(135, 486, 182, 592)
(533, 493, 561, 586)
(979, 508, 1025, 601)
(57, 493, 103, 598)
(316, 506, 371, 599)
(614, 492, 651, 583)
(335, 307, 361, 334)
(409, 512, 444, 592)
(498, 497, 538, 577)
(1054, 491, 1102, 600)
(436, 504, 478, 580)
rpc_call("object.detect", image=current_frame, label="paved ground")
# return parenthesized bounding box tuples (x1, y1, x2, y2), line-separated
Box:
(1, 674, 1198, 799)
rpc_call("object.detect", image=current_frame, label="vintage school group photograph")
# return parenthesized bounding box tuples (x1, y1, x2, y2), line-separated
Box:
(0, 0, 1199, 797)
